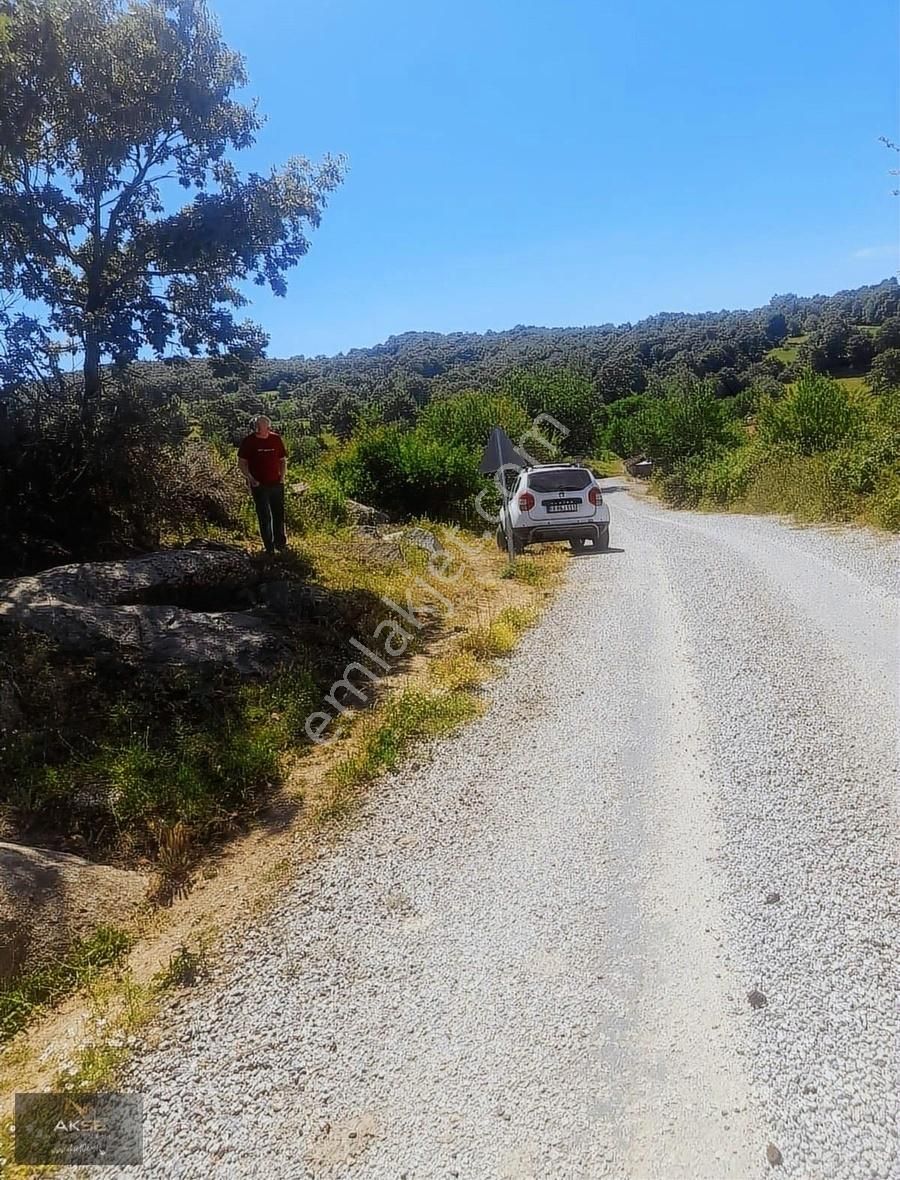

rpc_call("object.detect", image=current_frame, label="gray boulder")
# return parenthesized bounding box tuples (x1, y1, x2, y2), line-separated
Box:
(0, 547, 284, 675)
(0, 842, 148, 982)
(383, 527, 445, 556)
(345, 499, 391, 526)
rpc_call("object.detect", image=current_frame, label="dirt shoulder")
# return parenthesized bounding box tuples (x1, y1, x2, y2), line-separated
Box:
(0, 526, 565, 1114)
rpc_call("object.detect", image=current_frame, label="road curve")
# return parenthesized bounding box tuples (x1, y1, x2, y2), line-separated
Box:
(112, 484, 899, 1180)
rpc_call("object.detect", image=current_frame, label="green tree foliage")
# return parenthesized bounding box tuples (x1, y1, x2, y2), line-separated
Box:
(596, 394, 659, 456)
(0, 0, 344, 405)
(334, 423, 481, 519)
(867, 348, 900, 395)
(0, 377, 240, 573)
(757, 373, 864, 455)
(500, 368, 598, 453)
(601, 379, 737, 469)
(126, 279, 899, 438)
(873, 316, 900, 353)
(763, 312, 788, 343)
(334, 391, 534, 519)
(799, 314, 874, 374)
(418, 391, 531, 455)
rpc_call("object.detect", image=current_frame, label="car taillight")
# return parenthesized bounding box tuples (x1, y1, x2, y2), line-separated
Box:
(518, 490, 535, 511)
(589, 487, 602, 506)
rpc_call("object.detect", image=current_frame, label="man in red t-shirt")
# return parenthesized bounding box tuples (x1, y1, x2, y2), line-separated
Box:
(237, 416, 288, 554)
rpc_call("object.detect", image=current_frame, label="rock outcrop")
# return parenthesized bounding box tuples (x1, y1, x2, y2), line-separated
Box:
(0, 842, 148, 981)
(0, 544, 285, 674)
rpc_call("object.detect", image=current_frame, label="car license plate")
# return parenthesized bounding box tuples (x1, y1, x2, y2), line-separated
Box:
(544, 498, 580, 513)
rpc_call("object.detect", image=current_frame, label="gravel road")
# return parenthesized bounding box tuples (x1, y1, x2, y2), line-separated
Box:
(111, 486, 899, 1180)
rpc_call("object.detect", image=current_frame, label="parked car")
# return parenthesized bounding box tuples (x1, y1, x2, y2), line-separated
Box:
(497, 464, 610, 554)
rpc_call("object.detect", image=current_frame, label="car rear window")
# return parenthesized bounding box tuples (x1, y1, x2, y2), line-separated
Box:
(527, 469, 592, 492)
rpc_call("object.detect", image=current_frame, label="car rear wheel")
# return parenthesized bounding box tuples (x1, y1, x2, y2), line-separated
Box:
(569, 538, 586, 553)
(497, 526, 526, 556)
(596, 525, 610, 550)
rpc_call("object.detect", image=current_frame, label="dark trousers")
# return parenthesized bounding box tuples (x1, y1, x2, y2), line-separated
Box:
(251, 482, 286, 552)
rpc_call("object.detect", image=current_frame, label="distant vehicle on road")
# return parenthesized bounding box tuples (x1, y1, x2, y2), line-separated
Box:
(625, 455, 653, 478)
(499, 464, 610, 554)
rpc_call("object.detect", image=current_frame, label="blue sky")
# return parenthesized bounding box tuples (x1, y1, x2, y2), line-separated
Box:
(211, 0, 899, 357)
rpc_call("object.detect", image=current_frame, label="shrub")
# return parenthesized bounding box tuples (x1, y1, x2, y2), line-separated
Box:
(611, 384, 738, 471)
(867, 348, 900, 395)
(658, 446, 757, 508)
(500, 369, 598, 454)
(827, 435, 898, 495)
(757, 373, 864, 454)
(283, 431, 325, 468)
(334, 422, 481, 518)
(418, 391, 531, 456)
(654, 389, 740, 468)
(739, 452, 837, 522)
(0, 379, 240, 574)
(824, 389, 900, 505)
(869, 473, 900, 531)
(600, 394, 658, 456)
(290, 472, 349, 532)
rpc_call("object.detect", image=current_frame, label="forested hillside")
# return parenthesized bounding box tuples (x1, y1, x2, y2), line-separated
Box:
(138, 279, 900, 436)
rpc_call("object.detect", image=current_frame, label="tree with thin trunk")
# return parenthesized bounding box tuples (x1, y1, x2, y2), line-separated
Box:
(0, 0, 344, 409)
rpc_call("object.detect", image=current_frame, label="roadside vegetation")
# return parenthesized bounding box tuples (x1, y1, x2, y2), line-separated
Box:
(606, 373, 900, 530)
(0, 0, 568, 1039)
(1, 0, 898, 1065)
(0, 926, 133, 1043)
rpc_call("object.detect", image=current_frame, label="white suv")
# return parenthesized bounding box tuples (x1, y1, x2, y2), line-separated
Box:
(499, 464, 611, 554)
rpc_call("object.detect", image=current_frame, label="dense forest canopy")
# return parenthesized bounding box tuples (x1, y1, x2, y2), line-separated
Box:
(135, 278, 900, 435)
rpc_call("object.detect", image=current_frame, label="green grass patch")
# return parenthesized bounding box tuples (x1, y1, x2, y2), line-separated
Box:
(79, 665, 320, 839)
(152, 942, 210, 991)
(767, 333, 808, 366)
(585, 450, 624, 477)
(836, 375, 867, 392)
(320, 688, 482, 818)
(502, 556, 549, 586)
(767, 344, 799, 365)
(1, 626, 323, 830)
(459, 606, 537, 659)
(51, 974, 156, 1096)
(430, 649, 490, 691)
(317, 602, 540, 818)
(0, 927, 133, 1043)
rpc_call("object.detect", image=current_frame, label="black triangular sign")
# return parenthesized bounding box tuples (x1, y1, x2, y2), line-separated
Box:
(479, 427, 527, 474)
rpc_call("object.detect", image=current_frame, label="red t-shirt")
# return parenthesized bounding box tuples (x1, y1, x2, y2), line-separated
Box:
(238, 432, 286, 485)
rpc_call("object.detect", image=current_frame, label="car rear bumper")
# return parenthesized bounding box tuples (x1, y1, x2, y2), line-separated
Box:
(514, 522, 607, 545)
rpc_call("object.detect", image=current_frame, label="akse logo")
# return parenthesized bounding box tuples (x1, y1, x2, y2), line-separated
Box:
(53, 1098, 108, 1134)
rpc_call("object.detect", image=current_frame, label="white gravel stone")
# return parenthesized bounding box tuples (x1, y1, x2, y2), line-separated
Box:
(107, 485, 898, 1179)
